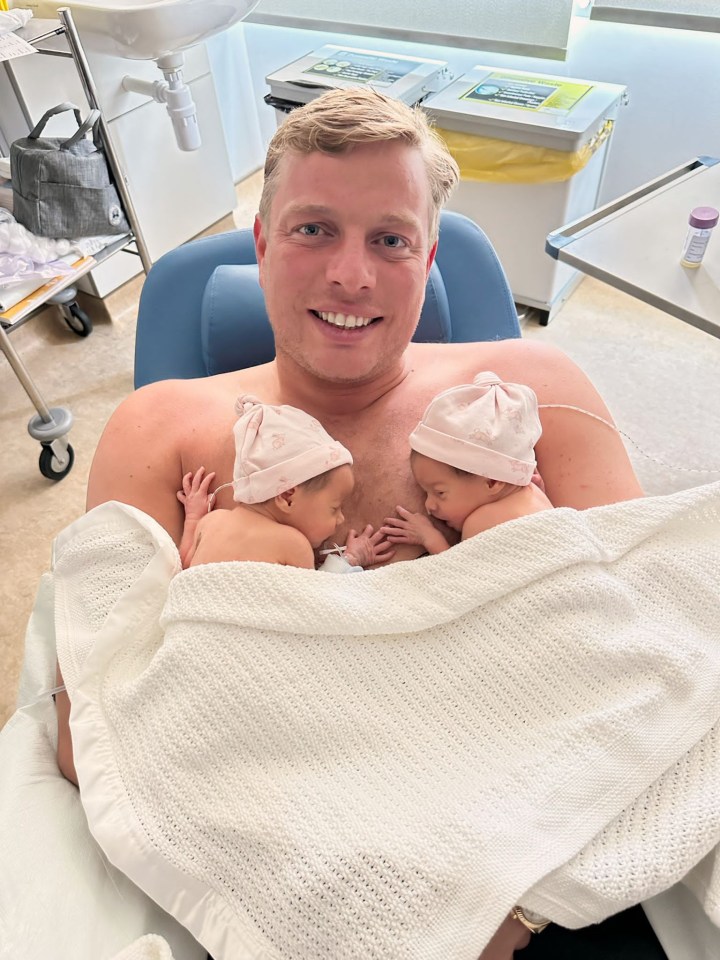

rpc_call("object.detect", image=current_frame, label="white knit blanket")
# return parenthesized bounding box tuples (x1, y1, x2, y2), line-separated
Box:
(54, 487, 720, 960)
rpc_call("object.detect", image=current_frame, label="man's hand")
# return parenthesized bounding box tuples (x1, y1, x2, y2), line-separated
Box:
(177, 467, 216, 521)
(478, 914, 532, 959)
(344, 524, 395, 568)
(381, 506, 450, 555)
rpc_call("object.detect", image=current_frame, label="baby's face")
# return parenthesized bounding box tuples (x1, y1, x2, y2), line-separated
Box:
(292, 464, 355, 548)
(411, 454, 493, 531)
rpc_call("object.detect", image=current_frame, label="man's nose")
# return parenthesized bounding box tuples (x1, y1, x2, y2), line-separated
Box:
(325, 236, 375, 294)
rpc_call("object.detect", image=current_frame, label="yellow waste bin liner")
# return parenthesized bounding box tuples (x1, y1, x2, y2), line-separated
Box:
(435, 120, 614, 184)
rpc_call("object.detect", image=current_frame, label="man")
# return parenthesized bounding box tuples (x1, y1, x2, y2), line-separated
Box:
(56, 88, 659, 958)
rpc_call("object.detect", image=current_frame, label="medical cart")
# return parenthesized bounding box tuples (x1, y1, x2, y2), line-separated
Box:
(1, 9, 149, 480)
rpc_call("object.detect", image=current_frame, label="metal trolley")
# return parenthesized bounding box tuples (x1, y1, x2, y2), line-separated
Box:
(0, 7, 151, 480)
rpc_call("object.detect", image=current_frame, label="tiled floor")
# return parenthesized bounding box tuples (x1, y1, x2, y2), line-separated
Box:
(2, 169, 720, 727)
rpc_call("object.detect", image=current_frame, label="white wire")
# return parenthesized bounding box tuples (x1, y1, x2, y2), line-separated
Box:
(539, 403, 720, 476)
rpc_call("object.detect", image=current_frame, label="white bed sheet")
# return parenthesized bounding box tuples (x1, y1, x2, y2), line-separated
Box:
(0, 573, 204, 960)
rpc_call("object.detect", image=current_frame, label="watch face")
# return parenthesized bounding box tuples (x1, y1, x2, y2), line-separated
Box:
(522, 908, 547, 923)
(513, 906, 551, 932)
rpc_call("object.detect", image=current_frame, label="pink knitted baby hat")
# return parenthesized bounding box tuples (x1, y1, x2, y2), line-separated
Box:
(409, 371, 542, 485)
(232, 395, 353, 503)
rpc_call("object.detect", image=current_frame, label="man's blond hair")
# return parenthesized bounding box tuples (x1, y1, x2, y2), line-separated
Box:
(259, 88, 459, 242)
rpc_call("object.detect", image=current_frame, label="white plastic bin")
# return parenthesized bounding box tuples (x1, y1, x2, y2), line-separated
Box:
(265, 44, 452, 123)
(424, 66, 626, 322)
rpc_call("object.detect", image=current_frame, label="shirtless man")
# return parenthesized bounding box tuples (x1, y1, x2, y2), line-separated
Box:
(55, 88, 648, 958)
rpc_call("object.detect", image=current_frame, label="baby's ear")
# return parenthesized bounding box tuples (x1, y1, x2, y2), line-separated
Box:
(276, 487, 297, 512)
(485, 477, 499, 490)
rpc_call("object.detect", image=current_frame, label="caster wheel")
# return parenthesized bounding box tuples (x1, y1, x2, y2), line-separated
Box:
(39, 442, 75, 481)
(538, 310, 550, 327)
(62, 303, 93, 337)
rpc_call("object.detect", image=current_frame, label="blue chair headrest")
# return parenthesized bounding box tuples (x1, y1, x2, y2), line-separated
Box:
(201, 265, 273, 375)
(201, 261, 452, 374)
(415, 263, 451, 343)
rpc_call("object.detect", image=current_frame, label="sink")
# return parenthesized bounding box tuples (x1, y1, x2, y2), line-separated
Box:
(50, 0, 260, 60)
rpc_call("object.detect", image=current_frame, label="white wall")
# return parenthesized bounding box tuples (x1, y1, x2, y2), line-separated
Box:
(228, 15, 720, 205)
(206, 28, 265, 184)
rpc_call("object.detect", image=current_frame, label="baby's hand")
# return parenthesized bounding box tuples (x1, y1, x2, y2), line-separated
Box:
(344, 524, 395, 568)
(380, 506, 450, 555)
(177, 467, 216, 522)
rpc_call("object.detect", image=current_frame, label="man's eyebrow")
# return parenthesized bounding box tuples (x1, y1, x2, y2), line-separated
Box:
(281, 203, 336, 220)
(280, 204, 422, 232)
(377, 213, 423, 232)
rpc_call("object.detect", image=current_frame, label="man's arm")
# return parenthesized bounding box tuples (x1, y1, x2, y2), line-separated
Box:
(55, 662, 77, 786)
(57, 382, 191, 784)
(86, 382, 188, 542)
(490, 341, 644, 509)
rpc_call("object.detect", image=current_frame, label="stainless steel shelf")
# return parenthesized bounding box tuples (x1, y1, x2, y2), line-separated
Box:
(547, 157, 720, 339)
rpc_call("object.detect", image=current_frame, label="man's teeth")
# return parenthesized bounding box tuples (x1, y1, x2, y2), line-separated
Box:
(317, 311, 373, 328)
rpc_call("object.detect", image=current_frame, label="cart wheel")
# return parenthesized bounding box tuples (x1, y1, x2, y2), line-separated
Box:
(62, 303, 93, 337)
(39, 442, 75, 481)
(537, 310, 550, 327)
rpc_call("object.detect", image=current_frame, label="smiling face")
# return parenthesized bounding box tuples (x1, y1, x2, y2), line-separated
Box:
(290, 464, 355, 548)
(410, 453, 494, 532)
(254, 140, 437, 385)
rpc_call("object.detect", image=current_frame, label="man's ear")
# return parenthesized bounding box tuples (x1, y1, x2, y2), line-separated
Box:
(254, 214, 266, 289)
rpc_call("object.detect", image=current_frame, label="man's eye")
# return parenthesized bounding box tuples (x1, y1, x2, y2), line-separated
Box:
(298, 224, 324, 237)
(381, 235, 407, 248)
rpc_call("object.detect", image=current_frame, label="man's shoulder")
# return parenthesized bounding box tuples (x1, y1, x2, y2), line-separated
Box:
(130, 374, 231, 408)
(114, 366, 276, 426)
(408, 337, 568, 364)
(407, 339, 576, 394)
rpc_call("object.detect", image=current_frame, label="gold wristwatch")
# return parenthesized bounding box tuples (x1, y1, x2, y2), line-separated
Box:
(511, 905, 551, 934)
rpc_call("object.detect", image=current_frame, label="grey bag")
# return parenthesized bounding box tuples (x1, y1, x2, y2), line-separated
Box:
(10, 102, 129, 239)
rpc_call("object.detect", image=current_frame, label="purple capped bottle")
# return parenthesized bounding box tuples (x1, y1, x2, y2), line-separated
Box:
(680, 205, 719, 268)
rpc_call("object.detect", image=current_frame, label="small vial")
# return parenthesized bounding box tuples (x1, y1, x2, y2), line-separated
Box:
(680, 205, 719, 268)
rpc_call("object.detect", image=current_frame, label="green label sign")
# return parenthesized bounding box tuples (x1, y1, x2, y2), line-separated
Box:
(462, 73, 592, 114)
(303, 51, 416, 87)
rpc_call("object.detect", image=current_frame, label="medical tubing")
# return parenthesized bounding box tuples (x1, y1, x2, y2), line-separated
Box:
(538, 404, 720, 476)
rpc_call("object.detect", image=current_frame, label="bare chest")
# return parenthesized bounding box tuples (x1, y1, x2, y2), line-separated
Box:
(332, 407, 426, 534)
(174, 356, 484, 550)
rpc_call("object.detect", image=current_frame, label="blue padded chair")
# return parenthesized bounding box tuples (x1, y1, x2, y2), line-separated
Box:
(134, 210, 519, 387)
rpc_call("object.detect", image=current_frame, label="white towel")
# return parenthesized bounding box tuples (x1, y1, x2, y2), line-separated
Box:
(54, 486, 720, 960)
